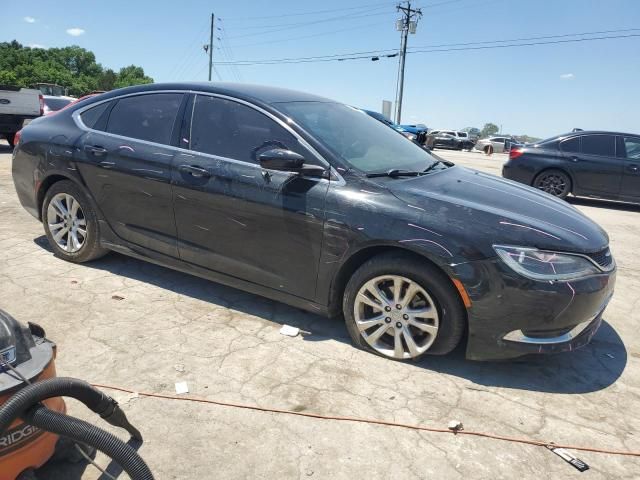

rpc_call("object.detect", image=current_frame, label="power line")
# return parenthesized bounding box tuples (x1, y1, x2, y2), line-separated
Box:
(218, 21, 243, 82)
(168, 20, 210, 80)
(407, 27, 640, 50)
(220, 1, 399, 21)
(231, 21, 392, 49)
(227, 4, 391, 30)
(225, 10, 395, 40)
(213, 28, 640, 65)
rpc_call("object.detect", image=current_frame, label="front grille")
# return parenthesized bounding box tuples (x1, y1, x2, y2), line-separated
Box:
(586, 247, 614, 269)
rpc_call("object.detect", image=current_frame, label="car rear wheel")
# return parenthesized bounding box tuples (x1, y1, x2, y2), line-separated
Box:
(343, 253, 465, 361)
(484, 145, 493, 155)
(533, 169, 571, 199)
(42, 180, 109, 262)
(6, 134, 15, 148)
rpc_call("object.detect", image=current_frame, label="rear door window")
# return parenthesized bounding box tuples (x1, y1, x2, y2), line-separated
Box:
(188, 94, 305, 164)
(581, 134, 616, 157)
(560, 136, 580, 153)
(623, 137, 640, 159)
(106, 93, 183, 145)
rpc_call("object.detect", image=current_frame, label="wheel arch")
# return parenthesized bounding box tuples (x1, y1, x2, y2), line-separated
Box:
(36, 173, 84, 221)
(327, 244, 467, 318)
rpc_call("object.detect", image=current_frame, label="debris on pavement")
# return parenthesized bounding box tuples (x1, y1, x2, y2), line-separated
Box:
(448, 420, 464, 433)
(111, 294, 125, 301)
(175, 381, 189, 394)
(547, 445, 590, 472)
(174, 363, 186, 373)
(279, 324, 300, 337)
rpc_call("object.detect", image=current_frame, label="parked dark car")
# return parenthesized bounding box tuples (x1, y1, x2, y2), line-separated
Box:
(503, 131, 640, 202)
(429, 130, 474, 150)
(12, 83, 615, 361)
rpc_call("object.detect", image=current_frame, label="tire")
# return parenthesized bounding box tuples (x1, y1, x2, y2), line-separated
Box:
(343, 253, 466, 361)
(533, 169, 572, 199)
(42, 180, 109, 263)
(6, 133, 15, 148)
(484, 145, 494, 155)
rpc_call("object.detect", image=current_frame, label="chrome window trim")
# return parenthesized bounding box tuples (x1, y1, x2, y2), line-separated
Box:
(71, 89, 345, 184)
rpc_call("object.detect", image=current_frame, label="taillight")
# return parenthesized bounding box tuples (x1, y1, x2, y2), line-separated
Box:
(510, 147, 524, 160)
(14, 129, 22, 145)
(39, 94, 44, 116)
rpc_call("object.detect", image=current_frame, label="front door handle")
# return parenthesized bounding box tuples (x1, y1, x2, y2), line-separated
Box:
(628, 164, 639, 173)
(570, 156, 580, 162)
(179, 165, 211, 178)
(84, 145, 107, 156)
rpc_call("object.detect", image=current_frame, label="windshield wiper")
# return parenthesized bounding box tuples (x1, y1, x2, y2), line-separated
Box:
(366, 169, 424, 178)
(422, 160, 454, 173)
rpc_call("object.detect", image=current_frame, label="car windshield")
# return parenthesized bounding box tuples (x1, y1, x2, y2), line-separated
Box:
(277, 101, 437, 173)
(458, 132, 468, 137)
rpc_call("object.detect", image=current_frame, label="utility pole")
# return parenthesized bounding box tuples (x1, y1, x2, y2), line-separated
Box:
(394, 1, 422, 124)
(207, 13, 215, 81)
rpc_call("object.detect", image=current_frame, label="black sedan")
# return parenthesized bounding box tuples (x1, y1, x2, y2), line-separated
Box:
(503, 130, 640, 202)
(12, 83, 615, 361)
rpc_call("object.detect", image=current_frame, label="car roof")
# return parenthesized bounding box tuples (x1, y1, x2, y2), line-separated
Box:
(558, 130, 640, 137)
(82, 82, 334, 106)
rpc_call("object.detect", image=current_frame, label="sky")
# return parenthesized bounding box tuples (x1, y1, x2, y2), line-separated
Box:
(3, 0, 640, 138)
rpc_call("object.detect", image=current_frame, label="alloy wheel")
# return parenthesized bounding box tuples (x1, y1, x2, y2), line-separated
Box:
(47, 193, 87, 253)
(537, 173, 568, 196)
(354, 275, 439, 360)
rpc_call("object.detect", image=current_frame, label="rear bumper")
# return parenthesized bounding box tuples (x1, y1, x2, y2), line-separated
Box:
(451, 257, 616, 360)
(502, 161, 536, 185)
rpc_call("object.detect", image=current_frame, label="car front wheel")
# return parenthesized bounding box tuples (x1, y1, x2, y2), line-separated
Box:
(343, 253, 466, 361)
(42, 180, 109, 262)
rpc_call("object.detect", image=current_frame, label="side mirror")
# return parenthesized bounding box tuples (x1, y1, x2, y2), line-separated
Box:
(259, 148, 304, 171)
(259, 148, 327, 177)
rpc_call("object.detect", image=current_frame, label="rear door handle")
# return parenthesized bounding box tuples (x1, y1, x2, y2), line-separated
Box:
(628, 164, 639, 173)
(84, 145, 107, 156)
(570, 156, 580, 162)
(179, 165, 211, 178)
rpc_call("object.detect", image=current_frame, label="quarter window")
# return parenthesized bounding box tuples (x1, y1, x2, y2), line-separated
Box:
(581, 135, 616, 157)
(189, 95, 304, 163)
(623, 137, 640, 159)
(106, 93, 183, 145)
(560, 137, 580, 153)
(80, 102, 111, 130)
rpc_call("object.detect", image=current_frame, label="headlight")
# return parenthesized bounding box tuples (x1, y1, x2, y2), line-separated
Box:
(493, 245, 602, 281)
(403, 133, 417, 141)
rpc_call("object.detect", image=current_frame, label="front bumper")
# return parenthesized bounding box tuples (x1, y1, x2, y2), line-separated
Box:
(451, 257, 616, 360)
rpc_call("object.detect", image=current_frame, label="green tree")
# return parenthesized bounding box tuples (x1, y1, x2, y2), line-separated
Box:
(480, 123, 499, 138)
(114, 65, 153, 89)
(98, 69, 117, 91)
(0, 41, 153, 96)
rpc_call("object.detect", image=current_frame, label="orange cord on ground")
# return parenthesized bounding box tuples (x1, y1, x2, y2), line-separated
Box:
(93, 383, 640, 458)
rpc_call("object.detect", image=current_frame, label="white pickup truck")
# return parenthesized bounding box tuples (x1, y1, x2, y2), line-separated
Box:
(0, 86, 43, 147)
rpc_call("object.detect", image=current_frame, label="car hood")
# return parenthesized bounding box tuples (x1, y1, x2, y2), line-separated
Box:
(386, 166, 609, 256)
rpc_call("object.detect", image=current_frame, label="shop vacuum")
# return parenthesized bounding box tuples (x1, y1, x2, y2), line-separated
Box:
(0, 310, 154, 479)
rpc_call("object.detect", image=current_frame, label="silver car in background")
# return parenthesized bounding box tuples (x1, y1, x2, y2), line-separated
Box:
(475, 136, 518, 155)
